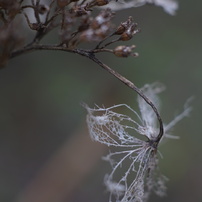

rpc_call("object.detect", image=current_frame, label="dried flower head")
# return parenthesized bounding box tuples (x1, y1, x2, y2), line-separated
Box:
(83, 82, 191, 202)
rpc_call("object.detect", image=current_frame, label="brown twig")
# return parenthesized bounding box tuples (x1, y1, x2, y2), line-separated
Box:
(86, 54, 164, 145)
(11, 45, 164, 145)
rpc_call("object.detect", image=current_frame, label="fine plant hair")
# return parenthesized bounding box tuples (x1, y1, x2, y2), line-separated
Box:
(0, 0, 189, 202)
(83, 83, 192, 202)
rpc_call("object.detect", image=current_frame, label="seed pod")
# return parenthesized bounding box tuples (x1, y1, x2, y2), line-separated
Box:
(119, 32, 132, 41)
(114, 46, 130, 57)
(114, 23, 127, 35)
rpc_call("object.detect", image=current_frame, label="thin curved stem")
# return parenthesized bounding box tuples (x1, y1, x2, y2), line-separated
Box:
(11, 45, 87, 58)
(86, 54, 164, 145)
(10, 45, 164, 144)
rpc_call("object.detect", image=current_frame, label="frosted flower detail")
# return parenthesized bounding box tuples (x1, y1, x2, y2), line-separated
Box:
(105, 0, 178, 15)
(83, 83, 191, 202)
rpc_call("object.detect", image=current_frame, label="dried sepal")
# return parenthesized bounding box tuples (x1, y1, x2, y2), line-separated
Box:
(119, 23, 140, 41)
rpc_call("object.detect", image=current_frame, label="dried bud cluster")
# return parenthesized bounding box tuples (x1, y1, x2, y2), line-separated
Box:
(117, 17, 140, 41)
(113, 45, 139, 57)
(0, 0, 142, 66)
(79, 8, 114, 42)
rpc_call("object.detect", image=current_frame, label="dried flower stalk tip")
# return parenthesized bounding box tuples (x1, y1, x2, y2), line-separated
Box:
(113, 45, 138, 57)
(114, 17, 140, 41)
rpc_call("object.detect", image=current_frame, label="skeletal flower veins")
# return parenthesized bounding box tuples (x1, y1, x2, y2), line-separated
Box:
(84, 83, 191, 202)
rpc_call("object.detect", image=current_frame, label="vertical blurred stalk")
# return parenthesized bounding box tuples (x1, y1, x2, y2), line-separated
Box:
(15, 126, 107, 202)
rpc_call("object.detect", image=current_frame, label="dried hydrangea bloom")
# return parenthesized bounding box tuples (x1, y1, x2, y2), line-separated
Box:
(83, 83, 191, 202)
(104, 0, 178, 15)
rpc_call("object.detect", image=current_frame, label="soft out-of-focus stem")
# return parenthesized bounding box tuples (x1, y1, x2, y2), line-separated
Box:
(16, 126, 107, 202)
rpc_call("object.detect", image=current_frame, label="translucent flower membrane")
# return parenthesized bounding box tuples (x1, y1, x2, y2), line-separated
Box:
(104, 0, 178, 16)
(83, 83, 192, 202)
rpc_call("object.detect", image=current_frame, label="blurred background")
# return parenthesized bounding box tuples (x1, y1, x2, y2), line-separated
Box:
(0, 0, 202, 201)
